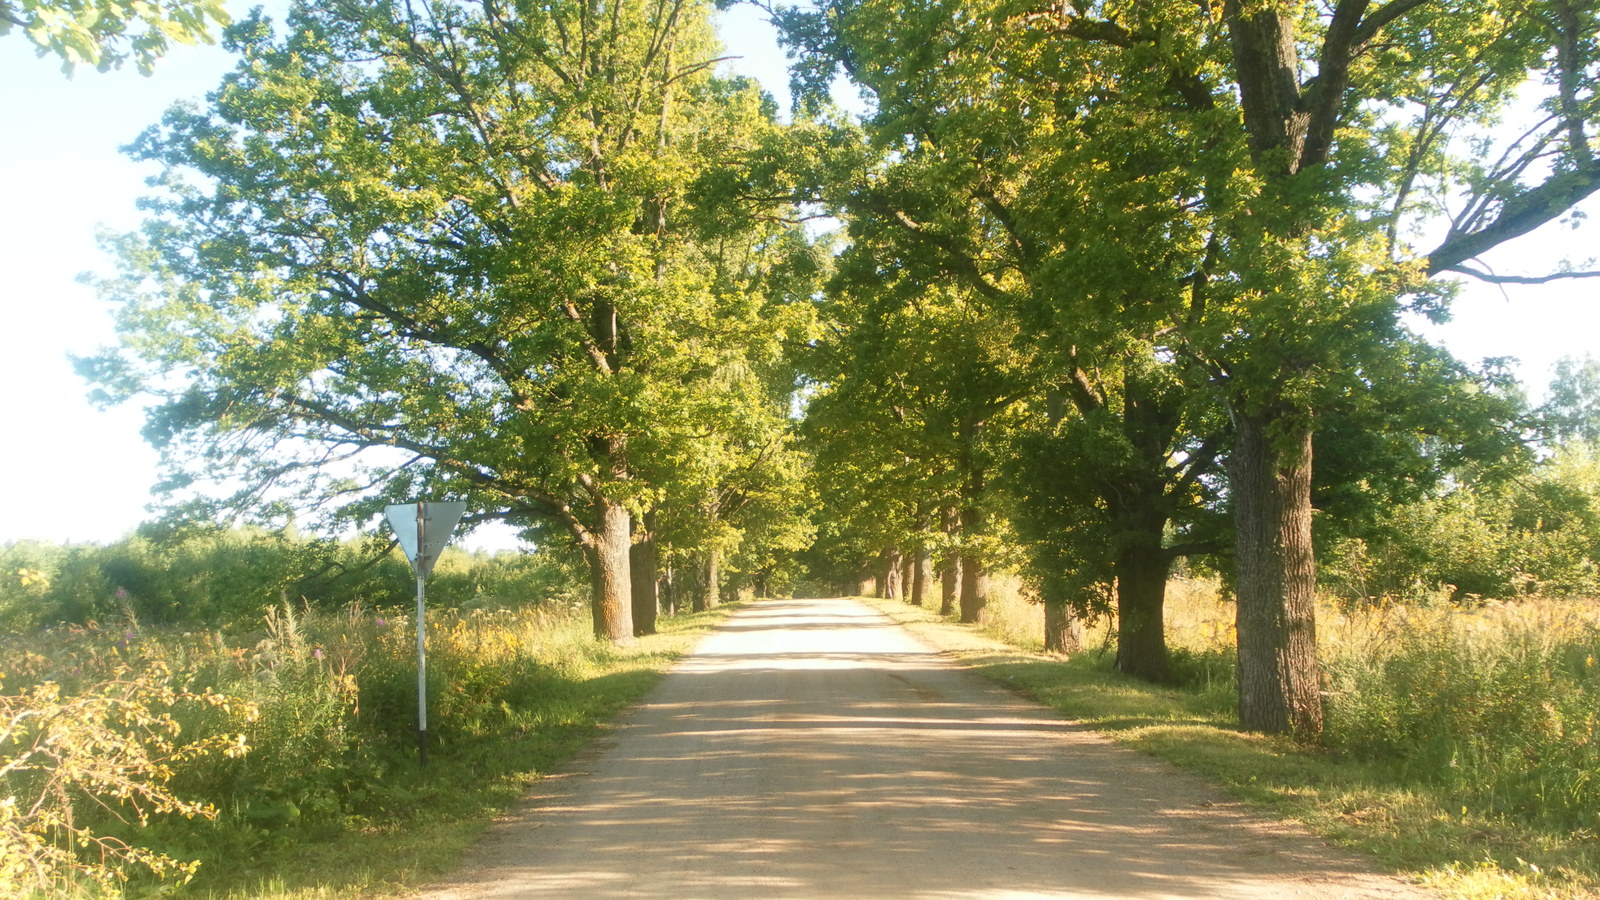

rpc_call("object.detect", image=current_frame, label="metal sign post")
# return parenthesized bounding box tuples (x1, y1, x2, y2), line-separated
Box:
(384, 500, 467, 767)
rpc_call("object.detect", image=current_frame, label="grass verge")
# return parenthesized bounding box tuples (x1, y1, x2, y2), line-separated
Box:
(863, 595, 1600, 900)
(190, 604, 739, 900)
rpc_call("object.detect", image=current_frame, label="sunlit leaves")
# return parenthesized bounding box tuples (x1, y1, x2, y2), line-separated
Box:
(2, 0, 230, 75)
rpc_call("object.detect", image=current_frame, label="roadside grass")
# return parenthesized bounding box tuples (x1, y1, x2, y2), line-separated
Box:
(865, 586, 1600, 900)
(0, 602, 736, 900)
(197, 604, 738, 900)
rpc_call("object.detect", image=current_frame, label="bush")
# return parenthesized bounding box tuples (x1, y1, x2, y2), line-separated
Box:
(0, 530, 585, 629)
(1324, 601, 1600, 831)
(0, 670, 254, 897)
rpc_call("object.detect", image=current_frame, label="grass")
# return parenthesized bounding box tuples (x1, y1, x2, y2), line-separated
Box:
(11, 580, 1597, 898)
(0, 600, 739, 900)
(864, 583, 1600, 900)
(201, 604, 740, 900)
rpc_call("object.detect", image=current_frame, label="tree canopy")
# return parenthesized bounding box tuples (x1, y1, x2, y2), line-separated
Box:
(84, 0, 1600, 741)
(2, 0, 229, 73)
(85, 0, 823, 639)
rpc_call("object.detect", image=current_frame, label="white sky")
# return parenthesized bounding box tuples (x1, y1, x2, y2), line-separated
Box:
(0, 3, 1595, 549)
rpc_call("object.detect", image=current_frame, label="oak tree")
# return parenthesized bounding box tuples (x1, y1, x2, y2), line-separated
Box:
(84, 0, 818, 640)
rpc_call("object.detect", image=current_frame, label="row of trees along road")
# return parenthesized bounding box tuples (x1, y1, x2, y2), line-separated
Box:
(778, 0, 1599, 737)
(85, 0, 1597, 737)
(83, 0, 828, 641)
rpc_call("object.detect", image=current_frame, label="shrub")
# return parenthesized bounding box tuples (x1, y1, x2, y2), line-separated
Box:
(0, 671, 254, 897)
(1323, 602, 1600, 831)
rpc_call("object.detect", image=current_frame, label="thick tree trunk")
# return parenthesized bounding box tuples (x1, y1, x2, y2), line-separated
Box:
(586, 498, 634, 642)
(696, 547, 720, 612)
(1230, 409, 1324, 738)
(959, 505, 988, 624)
(630, 529, 658, 637)
(911, 545, 932, 607)
(940, 507, 961, 616)
(881, 548, 903, 600)
(940, 558, 960, 616)
(1043, 600, 1084, 654)
(1114, 531, 1172, 682)
(959, 555, 988, 624)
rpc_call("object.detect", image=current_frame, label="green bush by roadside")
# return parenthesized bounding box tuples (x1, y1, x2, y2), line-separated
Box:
(1, 529, 586, 630)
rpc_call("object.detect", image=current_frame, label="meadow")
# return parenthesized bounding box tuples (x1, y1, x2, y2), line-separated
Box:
(0, 567, 733, 899)
(6, 530, 1600, 899)
(899, 578, 1600, 900)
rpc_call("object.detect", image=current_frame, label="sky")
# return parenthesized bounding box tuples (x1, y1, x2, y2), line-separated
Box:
(0, 3, 1596, 551)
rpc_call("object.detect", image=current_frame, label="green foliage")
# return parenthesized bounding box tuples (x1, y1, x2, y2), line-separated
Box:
(1539, 356, 1600, 447)
(0, 668, 253, 897)
(1325, 603, 1600, 834)
(0, 570, 726, 897)
(1321, 442, 1600, 603)
(0, 0, 230, 74)
(82, 0, 824, 639)
(0, 529, 586, 629)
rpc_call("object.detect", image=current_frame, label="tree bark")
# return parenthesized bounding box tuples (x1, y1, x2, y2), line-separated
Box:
(959, 504, 988, 624)
(911, 544, 932, 607)
(661, 558, 678, 616)
(586, 498, 635, 642)
(630, 527, 659, 637)
(940, 557, 960, 616)
(1043, 599, 1084, 654)
(696, 547, 720, 612)
(959, 553, 988, 624)
(940, 506, 960, 616)
(1113, 523, 1172, 682)
(881, 548, 903, 600)
(1230, 409, 1324, 738)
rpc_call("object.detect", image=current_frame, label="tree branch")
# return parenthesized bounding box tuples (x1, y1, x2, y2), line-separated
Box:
(1444, 262, 1600, 284)
(1427, 167, 1600, 275)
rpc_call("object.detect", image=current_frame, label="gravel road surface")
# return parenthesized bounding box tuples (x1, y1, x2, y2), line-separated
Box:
(420, 597, 1431, 900)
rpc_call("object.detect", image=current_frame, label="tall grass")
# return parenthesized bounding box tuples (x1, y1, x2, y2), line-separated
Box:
(0, 594, 720, 898)
(971, 574, 1600, 838)
(889, 577, 1600, 897)
(1323, 600, 1600, 834)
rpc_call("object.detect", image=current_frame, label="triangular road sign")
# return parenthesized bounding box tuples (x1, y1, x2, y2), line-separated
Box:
(385, 501, 468, 579)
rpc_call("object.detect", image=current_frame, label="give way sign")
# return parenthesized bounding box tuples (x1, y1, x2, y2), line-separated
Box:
(384, 501, 468, 579)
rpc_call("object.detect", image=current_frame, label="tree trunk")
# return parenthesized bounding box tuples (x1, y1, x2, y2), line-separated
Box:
(630, 528, 659, 637)
(1114, 530, 1172, 682)
(660, 558, 677, 616)
(586, 498, 634, 642)
(959, 555, 988, 624)
(911, 545, 932, 607)
(696, 547, 720, 612)
(881, 548, 903, 600)
(957, 415, 989, 624)
(1044, 599, 1084, 654)
(940, 506, 961, 616)
(959, 505, 987, 624)
(1230, 408, 1324, 738)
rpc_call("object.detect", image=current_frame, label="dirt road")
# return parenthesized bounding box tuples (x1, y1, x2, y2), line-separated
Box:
(421, 597, 1430, 899)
